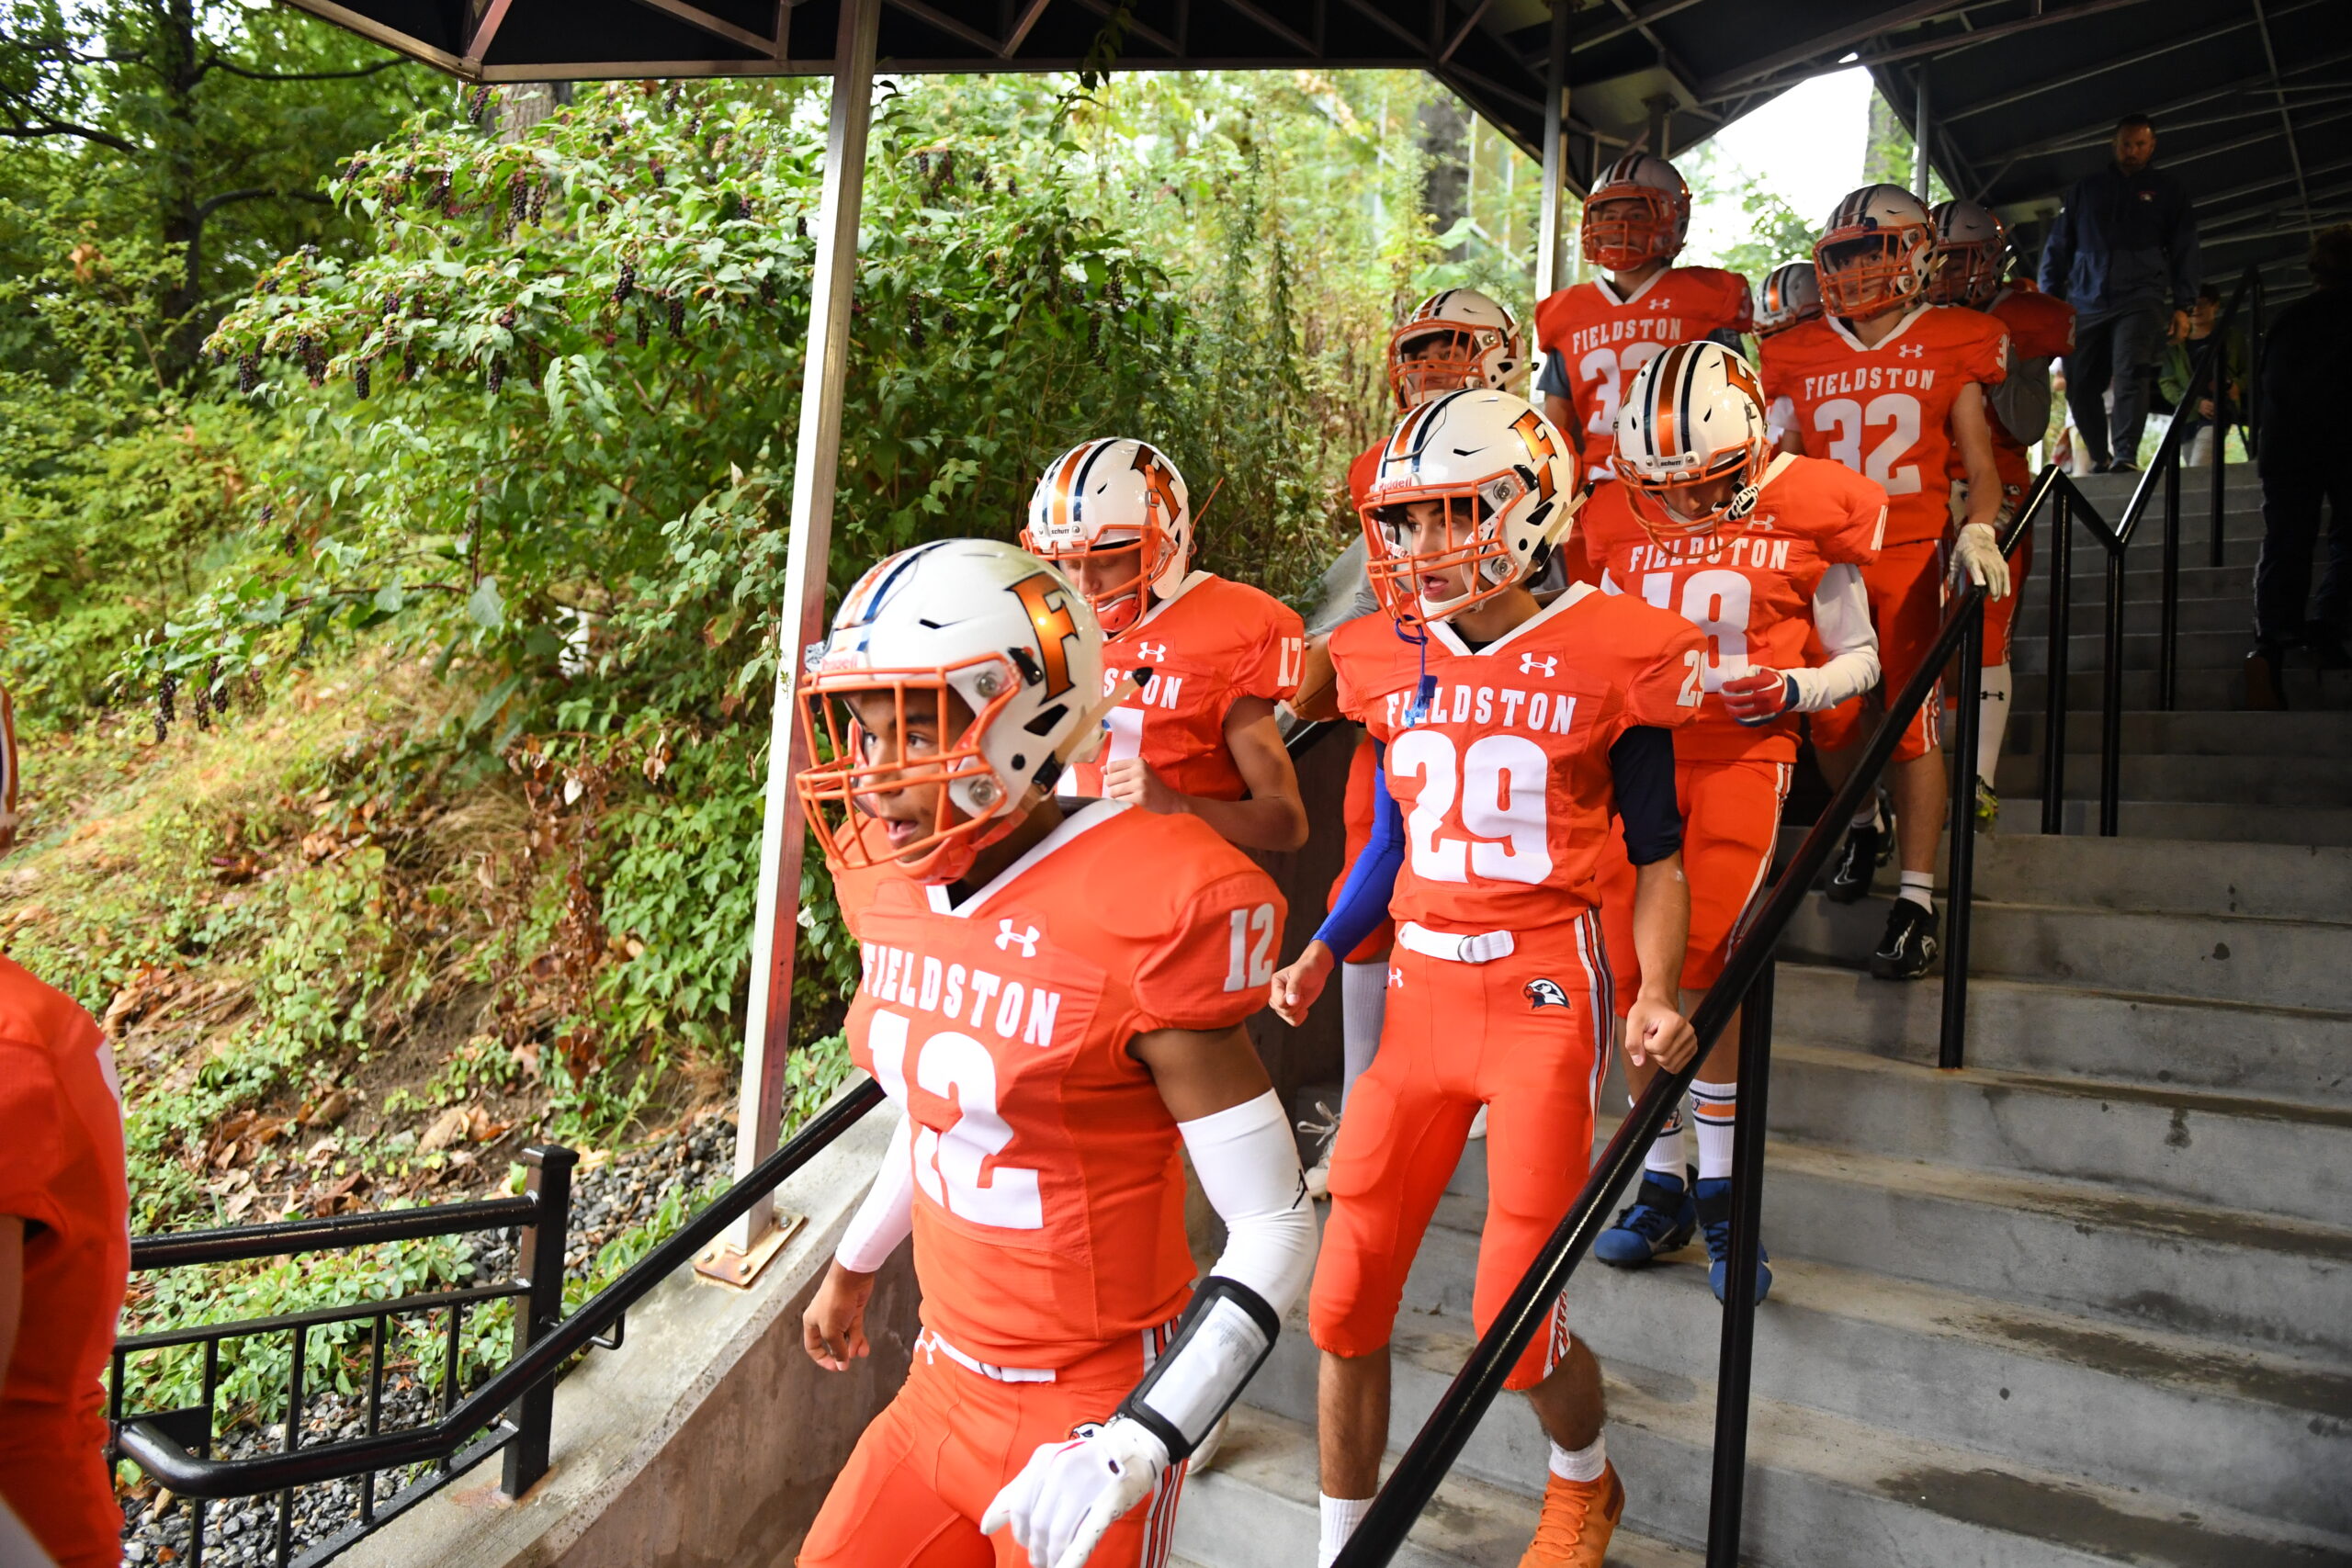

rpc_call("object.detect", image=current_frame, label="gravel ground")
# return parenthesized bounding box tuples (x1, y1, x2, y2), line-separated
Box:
(119, 1115, 738, 1566)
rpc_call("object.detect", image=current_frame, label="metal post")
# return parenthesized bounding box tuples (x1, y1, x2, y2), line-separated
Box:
(1644, 93, 1673, 159)
(502, 1144, 576, 1499)
(1704, 959, 1776, 1568)
(1914, 68, 1932, 200)
(1534, 0, 1572, 308)
(1940, 602, 1983, 1070)
(2209, 392, 2228, 570)
(2041, 487, 2072, 835)
(718, 0, 881, 1276)
(2160, 454, 2181, 711)
(2100, 547, 2125, 837)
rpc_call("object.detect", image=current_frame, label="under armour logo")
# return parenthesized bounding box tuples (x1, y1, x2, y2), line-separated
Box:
(1525, 977, 1571, 1010)
(1520, 652, 1557, 676)
(1387, 967, 1404, 988)
(1896, 344, 1925, 358)
(1137, 641, 1169, 661)
(995, 919, 1040, 957)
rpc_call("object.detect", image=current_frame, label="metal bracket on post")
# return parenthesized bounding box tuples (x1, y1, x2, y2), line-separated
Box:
(697, 0, 882, 1292)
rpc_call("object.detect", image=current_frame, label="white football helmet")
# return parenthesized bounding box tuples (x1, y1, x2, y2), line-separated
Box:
(1612, 341, 1774, 541)
(797, 538, 1108, 885)
(1019, 438, 1192, 636)
(1756, 260, 1823, 337)
(1815, 183, 1936, 321)
(1928, 198, 2009, 308)
(1360, 389, 1580, 628)
(1580, 152, 1691, 272)
(1388, 288, 1524, 409)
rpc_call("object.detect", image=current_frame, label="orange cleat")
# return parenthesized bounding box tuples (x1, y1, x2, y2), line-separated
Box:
(1518, 1463, 1625, 1568)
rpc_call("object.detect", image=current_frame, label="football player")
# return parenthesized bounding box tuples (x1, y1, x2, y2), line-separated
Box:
(1583, 344, 1886, 1298)
(1759, 183, 2013, 980)
(1534, 153, 1755, 486)
(1022, 439, 1309, 853)
(0, 683, 133, 1568)
(794, 539, 1317, 1568)
(1755, 260, 1823, 340)
(1930, 198, 2075, 829)
(1269, 389, 1705, 1568)
(1303, 288, 1531, 1198)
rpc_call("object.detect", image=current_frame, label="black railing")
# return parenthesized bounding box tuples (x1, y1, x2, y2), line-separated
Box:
(2038, 265, 2262, 836)
(1331, 492, 2034, 1565)
(111, 1077, 885, 1565)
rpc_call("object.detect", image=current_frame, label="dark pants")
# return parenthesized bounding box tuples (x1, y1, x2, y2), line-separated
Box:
(2066, 301, 2166, 467)
(2254, 463, 2352, 647)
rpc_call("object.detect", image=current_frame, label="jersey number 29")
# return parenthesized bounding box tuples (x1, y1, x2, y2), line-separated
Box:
(1388, 730, 1553, 885)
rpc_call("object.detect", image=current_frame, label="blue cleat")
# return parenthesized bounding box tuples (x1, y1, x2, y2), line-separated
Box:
(1694, 1177, 1772, 1303)
(1594, 1169, 1696, 1268)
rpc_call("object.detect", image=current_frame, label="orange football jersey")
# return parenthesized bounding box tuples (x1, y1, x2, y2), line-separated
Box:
(1535, 268, 1756, 482)
(1759, 304, 2007, 547)
(1584, 457, 1885, 763)
(1061, 571, 1306, 802)
(1328, 588, 1704, 931)
(1347, 438, 1383, 511)
(1984, 283, 2075, 498)
(838, 801, 1283, 1368)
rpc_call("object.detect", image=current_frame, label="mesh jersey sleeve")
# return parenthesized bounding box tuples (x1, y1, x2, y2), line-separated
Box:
(1243, 600, 1307, 703)
(0, 1041, 67, 1231)
(1820, 464, 1891, 563)
(1132, 866, 1288, 1033)
(1624, 618, 1711, 730)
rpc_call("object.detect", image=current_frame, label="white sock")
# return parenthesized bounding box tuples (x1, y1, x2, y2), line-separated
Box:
(1548, 1432, 1609, 1484)
(1850, 797, 1880, 830)
(1318, 1494, 1373, 1567)
(1690, 1081, 1736, 1180)
(1898, 871, 1936, 911)
(1339, 961, 1388, 1108)
(1975, 664, 2012, 788)
(1641, 1094, 1687, 1179)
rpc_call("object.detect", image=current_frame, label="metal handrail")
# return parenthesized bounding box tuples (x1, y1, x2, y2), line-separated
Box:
(2034, 265, 2261, 834)
(130, 1192, 542, 1271)
(1331, 497, 2030, 1566)
(114, 1076, 885, 1499)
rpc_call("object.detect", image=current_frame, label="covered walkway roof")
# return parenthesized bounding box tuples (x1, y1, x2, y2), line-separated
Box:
(295, 0, 2346, 291)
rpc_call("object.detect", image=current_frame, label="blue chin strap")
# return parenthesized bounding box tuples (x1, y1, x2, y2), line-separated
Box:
(1392, 609, 1438, 727)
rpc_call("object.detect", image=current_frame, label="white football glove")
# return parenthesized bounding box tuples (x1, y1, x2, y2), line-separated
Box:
(980, 1416, 1169, 1568)
(1952, 522, 2011, 602)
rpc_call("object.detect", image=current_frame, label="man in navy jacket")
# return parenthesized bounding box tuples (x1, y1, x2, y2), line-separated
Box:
(2039, 114, 2200, 471)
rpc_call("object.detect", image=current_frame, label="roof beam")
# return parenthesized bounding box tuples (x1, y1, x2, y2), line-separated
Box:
(2249, 0, 2316, 236)
(1440, 0, 1493, 63)
(1216, 0, 1317, 56)
(1942, 0, 2329, 125)
(1973, 41, 2352, 164)
(624, 0, 783, 56)
(1068, 0, 1180, 52)
(1696, 0, 1960, 100)
(1716, 0, 2156, 105)
(999, 0, 1054, 56)
(1566, 0, 1706, 53)
(881, 0, 1001, 51)
(1329, 0, 1423, 55)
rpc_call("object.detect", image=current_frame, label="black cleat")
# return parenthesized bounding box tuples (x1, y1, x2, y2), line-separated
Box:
(1870, 899, 1940, 980)
(1826, 818, 1884, 904)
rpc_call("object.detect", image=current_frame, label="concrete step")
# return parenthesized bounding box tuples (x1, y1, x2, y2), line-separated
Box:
(1994, 750, 2352, 807)
(1777, 826, 2352, 921)
(2010, 591, 2248, 637)
(1172, 1405, 1702, 1568)
(1764, 1041, 2352, 1225)
(2013, 627, 2270, 675)
(1443, 1134, 2352, 1359)
(1780, 892, 2352, 1008)
(2044, 558, 2251, 602)
(1769, 960, 2352, 1107)
(1390, 1220, 2352, 1538)
(2002, 795, 2352, 842)
(1230, 1302, 2352, 1566)
(2014, 662, 2352, 710)
(1998, 707, 2352, 759)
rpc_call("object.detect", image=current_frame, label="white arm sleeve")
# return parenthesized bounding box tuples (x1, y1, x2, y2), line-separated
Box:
(1782, 563, 1883, 713)
(834, 1112, 916, 1274)
(1767, 394, 1799, 446)
(1180, 1089, 1317, 1315)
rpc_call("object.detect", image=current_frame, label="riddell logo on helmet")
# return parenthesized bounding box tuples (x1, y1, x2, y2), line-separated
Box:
(1005, 571, 1082, 700)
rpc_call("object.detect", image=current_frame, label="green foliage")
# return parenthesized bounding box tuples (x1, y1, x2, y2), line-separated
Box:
(1681, 141, 1819, 290)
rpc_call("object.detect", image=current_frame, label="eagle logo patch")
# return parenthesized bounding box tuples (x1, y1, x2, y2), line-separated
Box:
(1524, 977, 1572, 1010)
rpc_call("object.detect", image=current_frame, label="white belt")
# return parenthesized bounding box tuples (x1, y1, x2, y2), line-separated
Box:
(914, 1328, 1057, 1383)
(1396, 922, 1517, 964)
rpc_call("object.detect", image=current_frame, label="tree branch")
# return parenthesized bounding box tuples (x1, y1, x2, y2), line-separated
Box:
(0, 118, 139, 155)
(201, 53, 407, 84)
